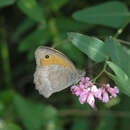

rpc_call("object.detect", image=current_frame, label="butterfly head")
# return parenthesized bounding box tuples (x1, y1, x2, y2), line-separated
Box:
(35, 46, 74, 69)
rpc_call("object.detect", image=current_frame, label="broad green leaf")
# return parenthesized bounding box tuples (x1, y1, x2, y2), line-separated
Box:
(17, 0, 44, 22)
(57, 41, 85, 68)
(107, 61, 130, 96)
(0, 121, 22, 130)
(14, 94, 58, 130)
(56, 33, 85, 68)
(12, 18, 35, 41)
(56, 17, 94, 32)
(68, 32, 107, 62)
(105, 38, 130, 77)
(0, 90, 14, 116)
(73, 1, 130, 28)
(71, 118, 89, 130)
(48, 0, 68, 11)
(0, 0, 16, 8)
(97, 110, 116, 130)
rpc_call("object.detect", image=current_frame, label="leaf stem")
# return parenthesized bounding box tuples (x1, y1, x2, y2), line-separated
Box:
(104, 70, 115, 81)
(114, 18, 130, 38)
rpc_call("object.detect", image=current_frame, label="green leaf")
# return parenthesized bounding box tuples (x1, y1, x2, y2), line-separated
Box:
(17, 0, 44, 22)
(107, 61, 130, 96)
(68, 32, 107, 62)
(18, 25, 50, 60)
(0, 90, 14, 116)
(14, 94, 58, 130)
(0, 0, 16, 8)
(57, 42, 85, 68)
(73, 1, 130, 28)
(48, 0, 68, 11)
(56, 33, 85, 68)
(56, 17, 94, 32)
(19, 25, 50, 52)
(0, 121, 22, 130)
(105, 38, 130, 77)
(97, 110, 116, 130)
(0, 90, 14, 106)
(11, 18, 35, 41)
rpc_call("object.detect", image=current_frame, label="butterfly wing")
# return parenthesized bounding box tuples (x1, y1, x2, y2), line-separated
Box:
(34, 65, 81, 98)
(34, 46, 85, 98)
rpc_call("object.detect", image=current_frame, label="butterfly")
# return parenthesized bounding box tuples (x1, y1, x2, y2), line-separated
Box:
(34, 46, 85, 98)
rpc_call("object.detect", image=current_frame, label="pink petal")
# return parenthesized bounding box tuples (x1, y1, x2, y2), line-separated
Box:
(91, 85, 98, 93)
(85, 77, 90, 82)
(79, 84, 85, 89)
(86, 93, 95, 108)
(113, 86, 119, 93)
(102, 92, 109, 103)
(95, 88, 102, 100)
(107, 86, 119, 97)
(80, 77, 86, 83)
(105, 84, 111, 89)
(79, 93, 87, 104)
(71, 86, 80, 95)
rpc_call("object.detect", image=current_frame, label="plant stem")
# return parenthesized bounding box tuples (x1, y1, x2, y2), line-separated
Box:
(48, 18, 68, 48)
(114, 18, 130, 38)
(0, 18, 13, 88)
(92, 63, 107, 83)
(48, 18, 61, 47)
(58, 109, 130, 117)
(104, 70, 115, 81)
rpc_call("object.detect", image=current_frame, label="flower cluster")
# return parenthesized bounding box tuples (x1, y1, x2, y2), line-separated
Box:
(71, 77, 119, 108)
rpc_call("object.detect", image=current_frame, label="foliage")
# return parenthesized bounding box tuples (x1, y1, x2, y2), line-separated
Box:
(72, 1, 129, 28)
(0, 0, 130, 130)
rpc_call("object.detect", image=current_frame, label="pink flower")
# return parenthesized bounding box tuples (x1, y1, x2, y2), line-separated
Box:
(86, 93, 95, 108)
(71, 77, 119, 109)
(101, 84, 119, 99)
(98, 84, 119, 102)
(91, 85, 98, 95)
(95, 88, 102, 100)
(79, 91, 88, 104)
(107, 86, 119, 98)
(102, 92, 109, 103)
(71, 77, 97, 108)
(71, 85, 80, 95)
(71, 84, 87, 96)
(80, 77, 93, 88)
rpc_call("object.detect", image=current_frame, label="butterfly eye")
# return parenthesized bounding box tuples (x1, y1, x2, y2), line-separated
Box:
(45, 55, 49, 59)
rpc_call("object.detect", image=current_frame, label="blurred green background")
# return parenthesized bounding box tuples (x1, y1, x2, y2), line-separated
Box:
(0, 0, 130, 130)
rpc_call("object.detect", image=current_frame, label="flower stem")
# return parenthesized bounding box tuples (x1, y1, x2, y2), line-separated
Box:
(92, 63, 107, 83)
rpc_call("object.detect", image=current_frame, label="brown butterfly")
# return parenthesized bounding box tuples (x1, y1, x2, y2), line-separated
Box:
(34, 46, 85, 98)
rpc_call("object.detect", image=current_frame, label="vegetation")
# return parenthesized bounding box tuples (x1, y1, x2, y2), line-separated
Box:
(0, 0, 130, 130)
